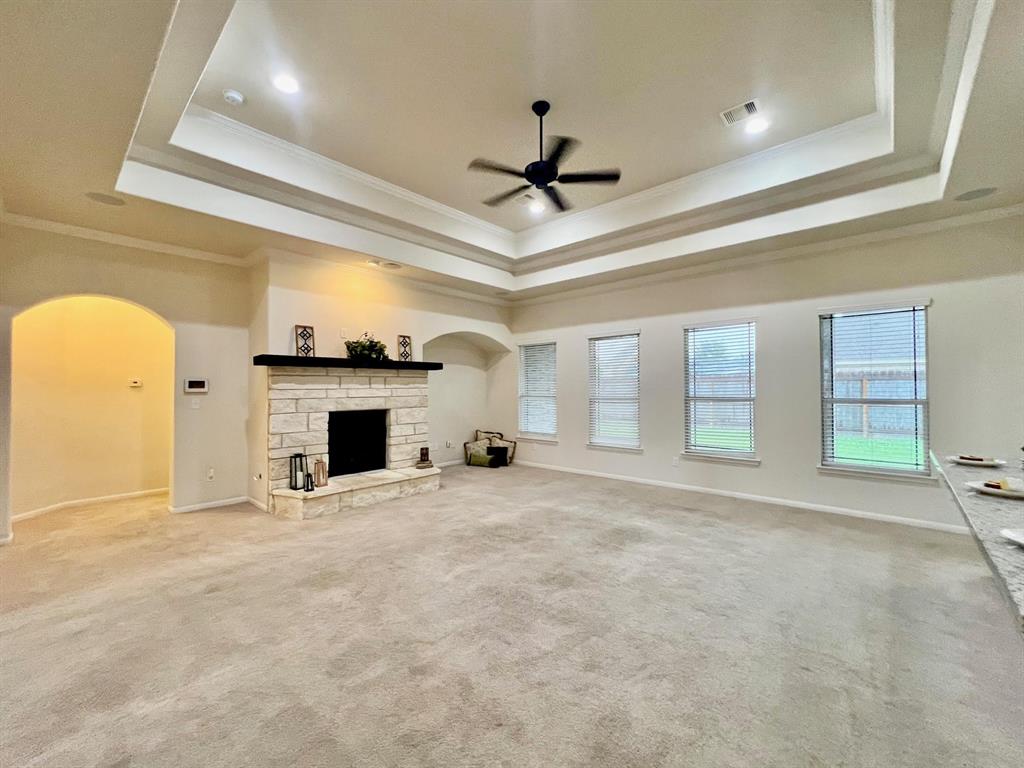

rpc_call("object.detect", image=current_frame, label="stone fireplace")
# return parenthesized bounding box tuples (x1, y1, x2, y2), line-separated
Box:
(254, 355, 443, 519)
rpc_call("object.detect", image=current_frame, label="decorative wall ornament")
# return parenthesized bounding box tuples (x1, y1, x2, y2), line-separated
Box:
(294, 325, 316, 357)
(397, 334, 413, 361)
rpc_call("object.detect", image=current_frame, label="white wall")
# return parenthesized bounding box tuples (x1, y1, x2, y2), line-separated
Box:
(0, 223, 252, 536)
(497, 216, 1024, 529)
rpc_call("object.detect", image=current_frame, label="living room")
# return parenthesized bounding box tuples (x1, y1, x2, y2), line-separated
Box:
(1, 1, 1022, 766)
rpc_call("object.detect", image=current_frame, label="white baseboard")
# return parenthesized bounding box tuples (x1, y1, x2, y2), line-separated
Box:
(515, 461, 969, 535)
(12, 487, 168, 522)
(169, 496, 251, 513)
(436, 459, 464, 468)
(247, 496, 268, 512)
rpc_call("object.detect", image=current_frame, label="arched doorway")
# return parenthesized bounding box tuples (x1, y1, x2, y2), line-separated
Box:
(10, 295, 174, 521)
(422, 331, 511, 466)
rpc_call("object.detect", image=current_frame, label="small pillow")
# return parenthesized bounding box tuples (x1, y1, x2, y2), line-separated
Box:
(486, 445, 509, 467)
(475, 430, 504, 442)
(465, 439, 490, 456)
(469, 453, 498, 468)
(489, 436, 516, 463)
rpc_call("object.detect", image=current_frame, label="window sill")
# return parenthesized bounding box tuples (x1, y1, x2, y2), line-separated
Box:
(681, 451, 761, 467)
(816, 464, 938, 485)
(587, 443, 644, 455)
(516, 434, 559, 445)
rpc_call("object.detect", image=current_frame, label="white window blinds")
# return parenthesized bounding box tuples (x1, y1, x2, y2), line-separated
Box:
(820, 306, 929, 473)
(684, 321, 756, 455)
(588, 333, 640, 448)
(518, 342, 557, 436)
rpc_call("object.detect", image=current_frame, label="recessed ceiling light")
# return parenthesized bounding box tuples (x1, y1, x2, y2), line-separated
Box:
(955, 187, 997, 201)
(744, 116, 770, 135)
(366, 259, 381, 267)
(380, 261, 402, 270)
(528, 199, 545, 214)
(85, 192, 126, 206)
(272, 73, 300, 94)
(222, 88, 245, 106)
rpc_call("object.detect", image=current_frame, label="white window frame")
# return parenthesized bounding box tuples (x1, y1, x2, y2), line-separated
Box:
(683, 319, 758, 461)
(818, 302, 931, 477)
(587, 331, 641, 451)
(517, 341, 558, 439)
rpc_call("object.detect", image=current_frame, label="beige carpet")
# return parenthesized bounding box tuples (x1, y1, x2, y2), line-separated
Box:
(2, 465, 1021, 767)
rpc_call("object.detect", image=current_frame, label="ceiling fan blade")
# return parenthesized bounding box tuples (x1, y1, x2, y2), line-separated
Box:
(482, 184, 532, 207)
(468, 159, 525, 178)
(545, 136, 579, 166)
(542, 185, 570, 212)
(556, 169, 621, 184)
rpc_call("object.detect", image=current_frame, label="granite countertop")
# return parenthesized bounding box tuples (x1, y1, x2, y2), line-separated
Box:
(932, 451, 1024, 632)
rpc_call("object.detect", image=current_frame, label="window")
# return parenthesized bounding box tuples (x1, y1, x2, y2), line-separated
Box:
(684, 321, 756, 456)
(518, 342, 557, 437)
(588, 333, 640, 449)
(820, 305, 929, 474)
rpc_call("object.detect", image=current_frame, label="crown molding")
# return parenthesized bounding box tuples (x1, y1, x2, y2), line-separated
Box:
(511, 204, 1023, 307)
(254, 247, 513, 308)
(171, 106, 516, 257)
(0, 211, 251, 267)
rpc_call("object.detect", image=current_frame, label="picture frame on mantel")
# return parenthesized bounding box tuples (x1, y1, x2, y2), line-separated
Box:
(397, 334, 412, 361)
(294, 325, 316, 357)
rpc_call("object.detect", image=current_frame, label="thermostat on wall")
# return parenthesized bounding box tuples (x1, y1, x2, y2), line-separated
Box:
(183, 379, 209, 394)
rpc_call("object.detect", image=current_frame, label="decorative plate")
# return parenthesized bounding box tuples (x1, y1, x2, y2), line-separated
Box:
(947, 455, 1006, 468)
(965, 481, 1024, 500)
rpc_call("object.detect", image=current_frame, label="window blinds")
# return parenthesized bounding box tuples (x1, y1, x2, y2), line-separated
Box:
(684, 322, 756, 455)
(820, 306, 928, 473)
(588, 333, 640, 448)
(518, 342, 557, 436)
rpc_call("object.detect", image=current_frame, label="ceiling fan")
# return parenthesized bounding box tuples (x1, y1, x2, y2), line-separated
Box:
(468, 100, 621, 212)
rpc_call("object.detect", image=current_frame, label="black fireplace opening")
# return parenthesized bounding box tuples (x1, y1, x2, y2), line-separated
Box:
(328, 409, 387, 477)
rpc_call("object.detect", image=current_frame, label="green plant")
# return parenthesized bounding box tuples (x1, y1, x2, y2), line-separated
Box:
(344, 332, 389, 362)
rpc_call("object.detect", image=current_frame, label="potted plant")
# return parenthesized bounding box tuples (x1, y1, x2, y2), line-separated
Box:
(344, 332, 389, 362)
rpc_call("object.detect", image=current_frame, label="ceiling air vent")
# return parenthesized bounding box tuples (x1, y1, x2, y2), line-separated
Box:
(719, 99, 762, 127)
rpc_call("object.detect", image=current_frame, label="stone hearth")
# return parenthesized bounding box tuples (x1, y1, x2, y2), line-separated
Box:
(255, 357, 443, 519)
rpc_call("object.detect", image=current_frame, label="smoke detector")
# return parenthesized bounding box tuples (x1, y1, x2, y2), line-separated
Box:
(720, 99, 763, 127)
(222, 88, 246, 106)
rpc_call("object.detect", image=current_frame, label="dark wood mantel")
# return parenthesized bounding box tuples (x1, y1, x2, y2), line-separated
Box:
(253, 354, 443, 371)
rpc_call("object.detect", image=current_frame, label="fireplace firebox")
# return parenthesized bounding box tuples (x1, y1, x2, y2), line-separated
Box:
(328, 409, 387, 477)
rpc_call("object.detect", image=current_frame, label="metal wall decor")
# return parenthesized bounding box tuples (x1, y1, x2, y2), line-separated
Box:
(397, 334, 412, 361)
(294, 325, 316, 357)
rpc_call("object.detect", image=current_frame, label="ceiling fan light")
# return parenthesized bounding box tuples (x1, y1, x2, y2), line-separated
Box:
(528, 199, 545, 214)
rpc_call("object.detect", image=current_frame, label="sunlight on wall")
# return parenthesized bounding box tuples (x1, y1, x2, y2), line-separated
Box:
(11, 296, 174, 517)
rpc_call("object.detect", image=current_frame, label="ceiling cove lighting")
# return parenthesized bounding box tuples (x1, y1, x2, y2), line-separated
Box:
(744, 116, 771, 134)
(272, 73, 300, 94)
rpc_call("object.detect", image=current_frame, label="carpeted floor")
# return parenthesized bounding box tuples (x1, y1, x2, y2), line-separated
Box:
(1, 465, 1021, 767)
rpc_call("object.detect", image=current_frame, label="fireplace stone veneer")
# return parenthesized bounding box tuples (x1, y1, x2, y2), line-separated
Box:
(260, 361, 442, 519)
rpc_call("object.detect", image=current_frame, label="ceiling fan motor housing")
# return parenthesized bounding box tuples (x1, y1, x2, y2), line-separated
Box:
(525, 160, 558, 187)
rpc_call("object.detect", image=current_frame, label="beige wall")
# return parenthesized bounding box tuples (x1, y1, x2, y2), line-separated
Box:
(11, 297, 173, 516)
(497, 216, 1024, 528)
(424, 334, 509, 466)
(1, 223, 252, 537)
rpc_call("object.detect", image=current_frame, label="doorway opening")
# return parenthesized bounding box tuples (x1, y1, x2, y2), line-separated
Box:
(10, 296, 174, 522)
